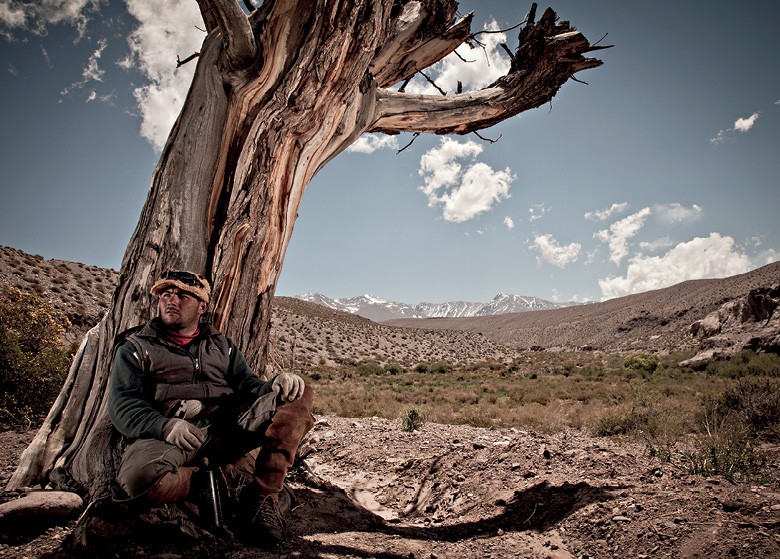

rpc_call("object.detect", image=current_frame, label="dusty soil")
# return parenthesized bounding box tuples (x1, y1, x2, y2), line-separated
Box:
(2, 417, 779, 558)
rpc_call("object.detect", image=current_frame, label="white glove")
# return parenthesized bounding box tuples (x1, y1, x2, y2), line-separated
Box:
(272, 373, 305, 401)
(162, 418, 205, 452)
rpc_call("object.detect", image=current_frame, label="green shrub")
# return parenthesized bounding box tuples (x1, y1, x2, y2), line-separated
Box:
(706, 350, 780, 378)
(0, 285, 72, 430)
(715, 378, 780, 441)
(355, 362, 384, 376)
(400, 406, 426, 432)
(430, 361, 452, 374)
(592, 406, 657, 437)
(623, 352, 659, 374)
(384, 362, 404, 375)
(683, 397, 766, 481)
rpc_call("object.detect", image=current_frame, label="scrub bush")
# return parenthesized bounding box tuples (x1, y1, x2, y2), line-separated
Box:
(0, 285, 72, 430)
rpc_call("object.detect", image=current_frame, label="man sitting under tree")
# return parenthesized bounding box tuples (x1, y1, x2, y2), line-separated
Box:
(108, 270, 314, 547)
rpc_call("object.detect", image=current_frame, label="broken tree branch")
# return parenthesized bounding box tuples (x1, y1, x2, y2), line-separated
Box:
(418, 69, 447, 96)
(396, 132, 420, 154)
(176, 52, 201, 68)
(200, 0, 257, 70)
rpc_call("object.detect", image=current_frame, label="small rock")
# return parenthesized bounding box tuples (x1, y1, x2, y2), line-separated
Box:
(542, 448, 552, 460)
(770, 504, 780, 511)
(722, 499, 745, 512)
(0, 491, 83, 522)
(612, 515, 631, 522)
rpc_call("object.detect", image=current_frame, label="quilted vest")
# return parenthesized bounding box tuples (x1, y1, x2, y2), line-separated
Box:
(126, 320, 235, 405)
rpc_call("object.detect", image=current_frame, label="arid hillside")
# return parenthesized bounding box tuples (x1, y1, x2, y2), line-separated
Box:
(0, 246, 117, 343)
(3, 245, 780, 365)
(0, 245, 519, 367)
(388, 261, 780, 354)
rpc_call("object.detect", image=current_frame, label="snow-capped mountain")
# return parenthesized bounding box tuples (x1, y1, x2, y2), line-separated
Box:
(294, 292, 570, 322)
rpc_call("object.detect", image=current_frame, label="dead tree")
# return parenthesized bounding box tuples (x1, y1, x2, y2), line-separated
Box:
(8, 0, 604, 500)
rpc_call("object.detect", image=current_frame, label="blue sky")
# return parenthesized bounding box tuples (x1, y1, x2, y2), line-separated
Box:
(1, 1, 778, 305)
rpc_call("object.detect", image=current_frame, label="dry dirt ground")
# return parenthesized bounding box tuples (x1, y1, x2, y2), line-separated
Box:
(2, 417, 779, 559)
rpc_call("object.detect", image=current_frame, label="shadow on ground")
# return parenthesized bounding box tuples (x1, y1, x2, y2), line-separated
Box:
(31, 476, 617, 558)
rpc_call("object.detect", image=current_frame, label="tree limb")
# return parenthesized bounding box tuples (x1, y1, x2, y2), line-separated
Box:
(371, 5, 473, 87)
(176, 52, 201, 68)
(195, 0, 218, 33)
(198, 0, 257, 70)
(371, 9, 606, 135)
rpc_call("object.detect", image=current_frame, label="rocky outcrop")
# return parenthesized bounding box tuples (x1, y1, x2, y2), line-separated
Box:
(681, 285, 780, 368)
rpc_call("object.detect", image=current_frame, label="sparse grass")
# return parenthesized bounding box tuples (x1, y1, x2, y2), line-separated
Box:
(303, 352, 717, 431)
(301, 350, 779, 480)
(400, 406, 425, 432)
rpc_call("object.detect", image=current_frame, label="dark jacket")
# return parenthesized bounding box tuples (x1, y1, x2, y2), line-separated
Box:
(108, 318, 273, 440)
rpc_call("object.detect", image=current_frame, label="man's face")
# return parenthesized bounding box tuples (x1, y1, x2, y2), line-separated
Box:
(158, 288, 207, 333)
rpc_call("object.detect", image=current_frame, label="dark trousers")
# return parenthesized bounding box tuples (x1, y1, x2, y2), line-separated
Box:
(116, 387, 315, 500)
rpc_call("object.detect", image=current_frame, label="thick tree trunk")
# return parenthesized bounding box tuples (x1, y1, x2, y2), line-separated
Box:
(8, 0, 604, 500)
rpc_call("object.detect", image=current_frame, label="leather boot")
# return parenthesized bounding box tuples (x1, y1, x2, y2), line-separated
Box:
(252, 386, 315, 495)
(145, 466, 198, 505)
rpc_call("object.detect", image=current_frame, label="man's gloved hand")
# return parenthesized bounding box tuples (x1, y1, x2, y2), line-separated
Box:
(162, 418, 205, 452)
(272, 373, 305, 401)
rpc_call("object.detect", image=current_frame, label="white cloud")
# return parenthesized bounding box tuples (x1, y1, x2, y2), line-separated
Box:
(654, 203, 702, 224)
(528, 203, 549, 222)
(348, 133, 399, 154)
(734, 112, 759, 132)
(125, 0, 204, 150)
(598, 233, 752, 299)
(439, 162, 513, 222)
(419, 137, 514, 222)
(404, 20, 510, 95)
(60, 38, 107, 97)
(595, 207, 651, 265)
(584, 202, 629, 221)
(710, 129, 727, 145)
(531, 233, 581, 268)
(503, 216, 514, 230)
(0, 0, 102, 38)
(639, 236, 673, 252)
(755, 248, 779, 265)
(0, 1, 26, 29)
(83, 38, 107, 80)
(711, 110, 761, 144)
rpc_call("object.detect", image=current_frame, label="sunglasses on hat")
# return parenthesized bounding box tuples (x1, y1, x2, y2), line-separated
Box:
(160, 270, 208, 288)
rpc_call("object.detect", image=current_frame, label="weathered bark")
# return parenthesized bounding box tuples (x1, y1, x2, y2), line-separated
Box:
(8, 0, 604, 500)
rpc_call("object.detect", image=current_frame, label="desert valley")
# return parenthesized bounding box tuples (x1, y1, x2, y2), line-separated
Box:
(1, 245, 779, 558)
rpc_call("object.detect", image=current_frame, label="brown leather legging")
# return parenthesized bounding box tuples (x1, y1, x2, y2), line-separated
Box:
(116, 387, 314, 502)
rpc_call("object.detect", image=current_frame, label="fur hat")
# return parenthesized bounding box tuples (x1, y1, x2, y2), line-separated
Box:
(150, 270, 211, 302)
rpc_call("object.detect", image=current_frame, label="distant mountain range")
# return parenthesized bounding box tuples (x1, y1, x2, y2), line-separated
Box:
(293, 292, 577, 322)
